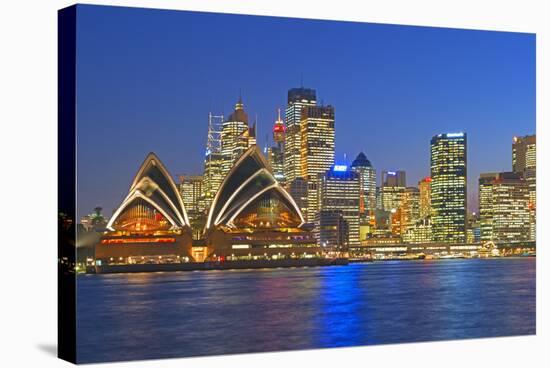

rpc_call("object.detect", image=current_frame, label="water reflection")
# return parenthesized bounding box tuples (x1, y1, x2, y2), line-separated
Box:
(77, 258, 535, 363)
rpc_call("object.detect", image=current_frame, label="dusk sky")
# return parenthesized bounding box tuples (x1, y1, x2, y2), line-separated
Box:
(75, 4, 535, 220)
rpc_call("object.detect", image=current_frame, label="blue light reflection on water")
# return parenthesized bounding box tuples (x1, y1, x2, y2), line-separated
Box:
(76, 258, 535, 363)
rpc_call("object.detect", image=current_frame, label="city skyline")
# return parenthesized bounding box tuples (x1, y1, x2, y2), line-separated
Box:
(75, 5, 535, 219)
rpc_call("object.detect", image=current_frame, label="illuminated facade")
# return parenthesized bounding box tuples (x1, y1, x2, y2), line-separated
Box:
(202, 113, 224, 209)
(178, 175, 203, 213)
(431, 132, 467, 243)
(300, 105, 335, 222)
(284, 87, 317, 184)
(418, 177, 432, 219)
(205, 146, 320, 260)
(351, 152, 377, 216)
(318, 166, 360, 246)
(479, 172, 499, 242)
(96, 153, 193, 265)
(492, 172, 531, 243)
(400, 187, 420, 236)
(221, 97, 250, 177)
(380, 170, 406, 212)
(403, 218, 433, 244)
(267, 109, 286, 184)
(512, 134, 536, 241)
(178, 174, 205, 239)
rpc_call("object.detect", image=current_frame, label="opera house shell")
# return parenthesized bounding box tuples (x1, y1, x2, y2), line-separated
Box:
(95, 153, 194, 266)
(204, 146, 320, 261)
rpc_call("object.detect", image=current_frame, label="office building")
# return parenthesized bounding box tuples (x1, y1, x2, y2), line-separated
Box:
(284, 87, 317, 183)
(221, 97, 251, 176)
(418, 177, 432, 219)
(318, 165, 360, 246)
(487, 172, 531, 243)
(479, 173, 499, 242)
(314, 209, 349, 252)
(431, 132, 467, 243)
(351, 152, 377, 215)
(512, 134, 536, 241)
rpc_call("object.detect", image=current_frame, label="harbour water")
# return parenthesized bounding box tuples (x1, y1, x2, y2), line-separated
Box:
(76, 258, 535, 363)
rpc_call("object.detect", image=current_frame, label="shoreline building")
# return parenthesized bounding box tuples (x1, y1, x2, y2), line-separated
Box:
(314, 209, 349, 254)
(351, 152, 377, 218)
(479, 172, 531, 244)
(300, 104, 335, 222)
(431, 132, 467, 243)
(95, 153, 193, 266)
(318, 165, 360, 248)
(284, 87, 317, 184)
(204, 147, 319, 260)
(479, 172, 499, 242)
(512, 135, 536, 241)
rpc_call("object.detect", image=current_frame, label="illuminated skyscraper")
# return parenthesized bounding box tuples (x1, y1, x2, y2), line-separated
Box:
(491, 172, 531, 243)
(431, 132, 467, 243)
(267, 109, 286, 184)
(221, 97, 250, 176)
(351, 152, 377, 215)
(400, 187, 420, 236)
(300, 105, 335, 221)
(202, 113, 224, 209)
(418, 177, 432, 219)
(512, 134, 536, 241)
(318, 165, 360, 246)
(284, 87, 317, 184)
(178, 174, 205, 239)
(380, 171, 406, 212)
(178, 175, 203, 213)
(478, 172, 499, 242)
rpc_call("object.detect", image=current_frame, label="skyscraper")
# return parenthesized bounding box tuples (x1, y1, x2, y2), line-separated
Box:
(202, 113, 224, 209)
(178, 174, 205, 239)
(400, 187, 420, 236)
(478, 172, 499, 242)
(221, 97, 250, 176)
(418, 177, 432, 219)
(283, 87, 317, 184)
(318, 165, 360, 246)
(178, 175, 204, 214)
(380, 170, 406, 214)
(491, 172, 531, 243)
(300, 105, 335, 222)
(351, 152, 377, 215)
(267, 109, 286, 184)
(430, 132, 467, 243)
(512, 134, 536, 241)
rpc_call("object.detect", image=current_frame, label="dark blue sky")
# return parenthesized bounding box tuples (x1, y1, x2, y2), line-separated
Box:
(75, 4, 535, 219)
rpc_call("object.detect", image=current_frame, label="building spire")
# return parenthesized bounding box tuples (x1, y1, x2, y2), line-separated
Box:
(236, 89, 244, 110)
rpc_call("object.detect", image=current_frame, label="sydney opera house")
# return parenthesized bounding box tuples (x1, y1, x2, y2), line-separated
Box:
(94, 153, 194, 266)
(95, 147, 322, 268)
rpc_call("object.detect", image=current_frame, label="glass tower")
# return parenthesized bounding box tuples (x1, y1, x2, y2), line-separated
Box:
(430, 132, 467, 243)
(283, 87, 317, 184)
